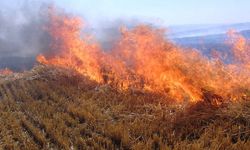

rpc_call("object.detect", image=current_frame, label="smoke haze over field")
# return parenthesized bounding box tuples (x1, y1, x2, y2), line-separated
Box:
(0, 0, 157, 70)
(0, 0, 52, 58)
(0, 0, 53, 70)
(0, 0, 250, 71)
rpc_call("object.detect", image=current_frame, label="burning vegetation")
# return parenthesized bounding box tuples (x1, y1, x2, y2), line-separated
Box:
(0, 68, 13, 76)
(37, 9, 249, 104)
(0, 7, 250, 150)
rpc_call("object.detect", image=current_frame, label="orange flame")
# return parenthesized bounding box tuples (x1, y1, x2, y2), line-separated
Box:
(0, 68, 13, 75)
(227, 30, 250, 69)
(37, 10, 250, 103)
(37, 9, 103, 82)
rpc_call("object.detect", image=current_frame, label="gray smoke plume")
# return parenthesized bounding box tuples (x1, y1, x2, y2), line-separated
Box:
(0, 0, 158, 71)
(0, 0, 51, 70)
(91, 18, 156, 50)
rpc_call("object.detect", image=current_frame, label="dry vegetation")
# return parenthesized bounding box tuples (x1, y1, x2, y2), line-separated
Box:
(0, 65, 250, 150)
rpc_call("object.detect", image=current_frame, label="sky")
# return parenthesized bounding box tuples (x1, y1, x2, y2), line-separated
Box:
(54, 0, 250, 26)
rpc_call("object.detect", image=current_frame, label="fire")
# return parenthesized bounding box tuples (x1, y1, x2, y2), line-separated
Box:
(37, 10, 250, 103)
(227, 30, 250, 69)
(37, 9, 103, 82)
(0, 68, 13, 75)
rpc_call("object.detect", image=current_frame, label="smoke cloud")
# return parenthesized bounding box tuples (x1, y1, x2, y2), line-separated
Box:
(0, 0, 159, 71)
(0, 0, 52, 70)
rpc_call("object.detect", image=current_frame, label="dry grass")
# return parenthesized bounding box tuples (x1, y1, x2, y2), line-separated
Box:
(0, 65, 249, 150)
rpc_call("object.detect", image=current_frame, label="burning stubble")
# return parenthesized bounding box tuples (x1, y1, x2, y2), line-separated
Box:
(37, 9, 250, 103)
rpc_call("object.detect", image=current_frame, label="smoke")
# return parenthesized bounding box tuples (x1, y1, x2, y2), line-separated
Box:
(91, 19, 160, 50)
(0, 0, 156, 70)
(0, 0, 52, 70)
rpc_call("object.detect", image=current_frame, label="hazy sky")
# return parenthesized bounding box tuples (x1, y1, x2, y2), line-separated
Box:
(54, 0, 250, 26)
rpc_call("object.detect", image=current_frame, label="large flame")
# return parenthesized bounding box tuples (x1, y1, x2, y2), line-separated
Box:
(37, 9, 103, 82)
(37, 10, 250, 103)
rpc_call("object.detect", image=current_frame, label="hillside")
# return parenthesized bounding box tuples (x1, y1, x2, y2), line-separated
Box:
(0, 65, 249, 150)
(173, 29, 250, 56)
(169, 22, 250, 38)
